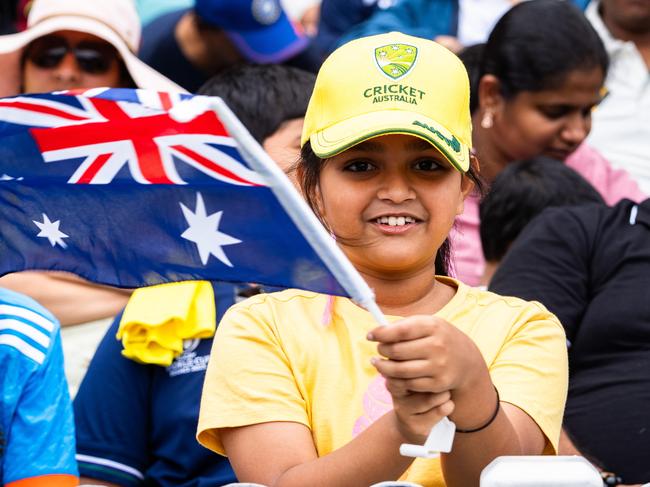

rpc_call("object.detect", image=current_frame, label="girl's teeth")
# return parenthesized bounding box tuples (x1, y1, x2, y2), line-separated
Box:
(377, 216, 415, 226)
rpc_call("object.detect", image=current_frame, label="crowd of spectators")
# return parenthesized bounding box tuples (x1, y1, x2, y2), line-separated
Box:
(0, 0, 648, 486)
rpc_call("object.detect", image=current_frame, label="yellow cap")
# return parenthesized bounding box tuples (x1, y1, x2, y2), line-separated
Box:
(301, 32, 472, 172)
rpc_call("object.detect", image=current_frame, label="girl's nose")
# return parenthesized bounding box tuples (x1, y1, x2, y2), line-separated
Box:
(376, 172, 416, 203)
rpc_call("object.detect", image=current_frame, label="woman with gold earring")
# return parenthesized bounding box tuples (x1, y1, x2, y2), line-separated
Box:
(451, 0, 646, 287)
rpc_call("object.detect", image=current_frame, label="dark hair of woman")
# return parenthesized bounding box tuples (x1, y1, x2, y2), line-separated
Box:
(463, 0, 609, 113)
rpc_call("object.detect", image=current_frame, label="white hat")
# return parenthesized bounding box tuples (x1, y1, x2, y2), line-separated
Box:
(0, 0, 187, 97)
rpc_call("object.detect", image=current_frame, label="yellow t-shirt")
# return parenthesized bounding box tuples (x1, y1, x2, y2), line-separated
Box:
(197, 277, 568, 486)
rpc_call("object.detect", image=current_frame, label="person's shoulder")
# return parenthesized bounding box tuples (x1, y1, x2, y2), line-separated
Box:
(0, 286, 57, 321)
(140, 7, 190, 54)
(555, 198, 638, 231)
(640, 198, 650, 212)
(453, 280, 563, 330)
(0, 287, 60, 367)
(230, 288, 327, 311)
(522, 201, 609, 239)
(467, 283, 554, 313)
(220, 289, 332, 332)
(610, 197, 646, 219)
(142, 7, 189, 36)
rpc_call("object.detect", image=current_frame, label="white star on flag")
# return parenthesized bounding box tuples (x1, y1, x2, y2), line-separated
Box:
(33, 213, 69, 248)
(180, 192, 241, 267)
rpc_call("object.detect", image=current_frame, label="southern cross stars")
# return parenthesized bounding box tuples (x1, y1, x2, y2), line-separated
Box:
(33, 213, 69, 248)
(180, 192, 241, 267)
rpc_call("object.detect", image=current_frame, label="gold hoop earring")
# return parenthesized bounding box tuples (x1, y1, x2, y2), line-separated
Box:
(481, 111, 494, 129)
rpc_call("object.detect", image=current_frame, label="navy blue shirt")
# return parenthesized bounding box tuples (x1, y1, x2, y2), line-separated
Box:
(140, 8, 208, 93)
(74, 282, 238, 486)
(490, 200, 650, 483)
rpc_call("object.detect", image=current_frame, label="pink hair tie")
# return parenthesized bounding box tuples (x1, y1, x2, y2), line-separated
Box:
(321, 294, 335, 326)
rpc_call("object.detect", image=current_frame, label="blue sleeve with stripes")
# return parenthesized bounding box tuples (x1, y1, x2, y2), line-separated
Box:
(0, 288, 78, 484)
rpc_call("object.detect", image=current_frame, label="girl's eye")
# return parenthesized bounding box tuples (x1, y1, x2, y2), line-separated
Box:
(413, 159, 444, 171)
(343, 160, 376, 172)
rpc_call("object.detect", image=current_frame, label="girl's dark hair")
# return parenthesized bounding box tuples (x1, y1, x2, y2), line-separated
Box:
(462, 0, 609, 113)
(298, 142, 484, 276)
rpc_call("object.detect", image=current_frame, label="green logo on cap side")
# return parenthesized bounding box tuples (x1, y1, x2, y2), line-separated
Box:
(413, 120, 462, 153)
(374, 43, 418, 80)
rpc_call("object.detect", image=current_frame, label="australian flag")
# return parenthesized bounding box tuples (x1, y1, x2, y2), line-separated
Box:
(0, 88, 370, 302)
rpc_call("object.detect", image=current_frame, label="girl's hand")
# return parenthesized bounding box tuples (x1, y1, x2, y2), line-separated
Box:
(384, 384, 454, 444)
(367, 315, 491, 442)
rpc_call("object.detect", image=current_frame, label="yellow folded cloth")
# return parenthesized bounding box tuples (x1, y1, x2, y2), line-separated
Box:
(116, 281, 215, 366)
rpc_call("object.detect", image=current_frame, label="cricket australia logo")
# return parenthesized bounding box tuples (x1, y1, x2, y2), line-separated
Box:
(374, 43, 418, 80)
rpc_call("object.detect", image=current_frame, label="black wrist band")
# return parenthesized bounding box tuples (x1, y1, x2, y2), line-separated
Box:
(456, 385, 500, 433)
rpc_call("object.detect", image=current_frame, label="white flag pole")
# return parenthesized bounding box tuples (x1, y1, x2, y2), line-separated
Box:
(170, 95, 456, 457)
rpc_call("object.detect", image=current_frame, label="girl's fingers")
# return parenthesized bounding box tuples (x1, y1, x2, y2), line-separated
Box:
(377, 337, 445, 361)
(372, 357, 430, 378)
(368, 316, 445, 344)
(391, 390, 453, 415)
(386, 380, 451, 402)
(392, 396, 456, 441)
(385, 377, 446, 395)
(372, 356, 450, 383)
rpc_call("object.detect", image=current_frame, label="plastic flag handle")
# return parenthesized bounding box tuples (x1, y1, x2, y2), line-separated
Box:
(399, 417, 456, 458)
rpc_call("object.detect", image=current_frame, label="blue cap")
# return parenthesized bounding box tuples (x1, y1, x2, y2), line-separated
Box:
(194, 0, 308, 63)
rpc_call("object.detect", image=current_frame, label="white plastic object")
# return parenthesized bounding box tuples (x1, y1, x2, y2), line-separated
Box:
(480, 456, 602, 486)
(399, 417, 456, 458)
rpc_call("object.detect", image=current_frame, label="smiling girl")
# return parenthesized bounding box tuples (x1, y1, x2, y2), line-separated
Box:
(197, 32, 568, 487)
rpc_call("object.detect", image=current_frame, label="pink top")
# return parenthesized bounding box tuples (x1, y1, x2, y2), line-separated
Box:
(450, 143, 648, 286)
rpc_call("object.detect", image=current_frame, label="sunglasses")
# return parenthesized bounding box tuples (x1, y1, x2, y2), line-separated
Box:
(24, 35, 119, 75)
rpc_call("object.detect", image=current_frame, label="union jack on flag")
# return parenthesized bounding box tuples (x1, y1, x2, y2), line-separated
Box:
(0, 88, 263, 186)
(0, 88, 372, 301)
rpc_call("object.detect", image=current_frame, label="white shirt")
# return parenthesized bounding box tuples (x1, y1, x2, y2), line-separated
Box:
(457, 0, 518, 46)
(586, 0, 650, 194)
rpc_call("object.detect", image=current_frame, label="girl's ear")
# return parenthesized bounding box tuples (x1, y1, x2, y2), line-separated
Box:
(296, 155, 330, 230)
(478, 74, 504, 121)
(312, 180, 333, 233)
(314, 182, 326, 219)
